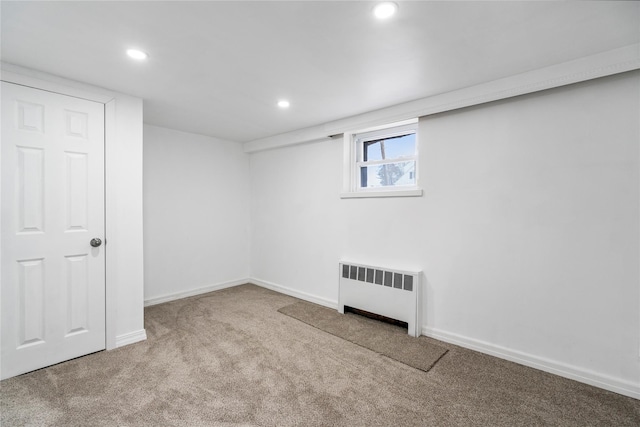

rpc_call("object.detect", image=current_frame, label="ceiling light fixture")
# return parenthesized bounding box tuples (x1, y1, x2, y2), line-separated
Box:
(373, 2, 398, 19)
(126, 48, 148, 60)
(277, 100, 290, 109)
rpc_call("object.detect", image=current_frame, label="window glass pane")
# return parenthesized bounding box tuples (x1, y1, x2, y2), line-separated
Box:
(363, 133, 415, 161)
(360, 161, 416, 188)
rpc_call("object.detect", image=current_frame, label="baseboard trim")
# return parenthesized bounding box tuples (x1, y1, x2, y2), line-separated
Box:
(249, 277, 338, 310)
(422, 326, 640, 400)
(115, 329, 147, 348)
(144, 279, 249, 307)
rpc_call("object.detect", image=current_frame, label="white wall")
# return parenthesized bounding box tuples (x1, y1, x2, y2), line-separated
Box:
(143, 125, 250, 304)
(250, 137, 344, 306)
(249, 71, 640, 397)
(106, 95, 146, 347)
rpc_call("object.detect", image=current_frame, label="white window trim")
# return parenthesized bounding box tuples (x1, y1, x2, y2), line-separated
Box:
(341, 119, 423, 199)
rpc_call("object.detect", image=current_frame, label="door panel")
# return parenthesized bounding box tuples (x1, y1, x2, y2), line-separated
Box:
(1, 82, 105, 379)
(16, 258, 45, 347)
(16, 146, 45, 233)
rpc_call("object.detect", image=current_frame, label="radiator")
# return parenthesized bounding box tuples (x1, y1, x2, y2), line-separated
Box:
(338, 261, 422, 337)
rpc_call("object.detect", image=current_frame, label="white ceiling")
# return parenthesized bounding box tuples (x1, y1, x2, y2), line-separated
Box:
(2, 1, 638, 143)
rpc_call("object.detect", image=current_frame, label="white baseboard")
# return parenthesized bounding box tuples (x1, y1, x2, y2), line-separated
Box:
(249, 277, 338, 310)
(144, 278, 249, 307)
(422, 326, 640, 400)
(115, 329, 147, 348)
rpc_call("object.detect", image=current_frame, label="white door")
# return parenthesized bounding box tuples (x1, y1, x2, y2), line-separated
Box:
(1, 82, 105, 379)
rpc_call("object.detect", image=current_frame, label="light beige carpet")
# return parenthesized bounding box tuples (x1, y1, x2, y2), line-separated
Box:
(278, 301, 447, 372)
(1, 284, 639, 426)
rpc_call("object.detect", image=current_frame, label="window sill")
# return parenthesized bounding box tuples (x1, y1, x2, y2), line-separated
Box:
(340, 188, 423, 199)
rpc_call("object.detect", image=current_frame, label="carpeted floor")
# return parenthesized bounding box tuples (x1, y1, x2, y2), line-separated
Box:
(1, 284, 639, 426)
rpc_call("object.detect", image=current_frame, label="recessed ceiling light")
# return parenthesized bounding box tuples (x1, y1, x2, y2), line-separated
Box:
(277, 100, 290, 109)
(373, 2, 398, 19)
(126, 49, 148, 60)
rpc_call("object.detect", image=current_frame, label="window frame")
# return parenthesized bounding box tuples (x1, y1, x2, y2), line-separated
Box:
(355, 123, 418, 190)
(341, 120, 422, 199)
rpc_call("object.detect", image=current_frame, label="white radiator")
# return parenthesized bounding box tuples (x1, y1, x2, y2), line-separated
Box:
(338, 261, 422, 337)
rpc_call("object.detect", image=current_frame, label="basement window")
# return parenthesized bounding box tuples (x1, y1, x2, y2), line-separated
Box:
(341, 120, 422, 198)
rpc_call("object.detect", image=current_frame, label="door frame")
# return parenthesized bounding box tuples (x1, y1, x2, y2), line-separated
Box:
(1, 63, 146, 350)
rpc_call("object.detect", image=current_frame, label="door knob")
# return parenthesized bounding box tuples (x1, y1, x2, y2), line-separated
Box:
(90, 238, 102, 248)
